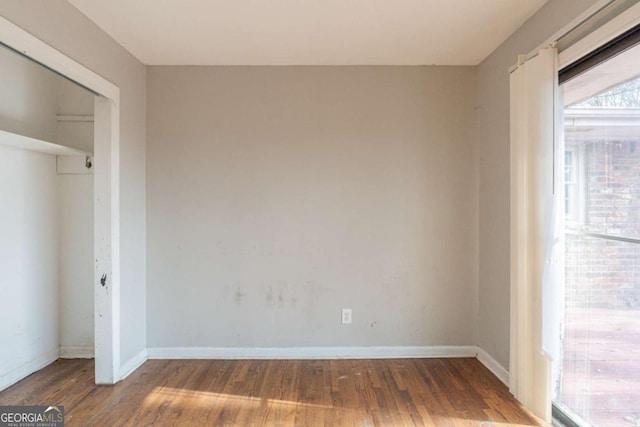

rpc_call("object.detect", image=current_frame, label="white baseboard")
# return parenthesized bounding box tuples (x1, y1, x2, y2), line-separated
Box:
(0, 345, 508, 392)
(476, 347, 510, 386)
(59, 346, 94, 359)
(147, 345, 478, 360)
(0, 349, 58, 392)
(119, 348, 148, 381)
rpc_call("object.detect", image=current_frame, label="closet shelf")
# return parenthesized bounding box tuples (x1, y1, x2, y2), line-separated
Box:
(57, 114, 94, 122)
(0, 129, 92, 156)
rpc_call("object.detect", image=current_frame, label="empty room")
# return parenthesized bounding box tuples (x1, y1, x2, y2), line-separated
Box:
(0, 1, 639, 426)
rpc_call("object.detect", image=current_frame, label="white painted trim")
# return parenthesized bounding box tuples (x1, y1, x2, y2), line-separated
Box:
(0, 15, 122, 385)
(0, 17, 119, 103)
(0, 129, 91, 156)
(0, 349, 58, 392)
(119, 349, 148, 381)
(93, 96, 121, 385)
(146, 346, 511, 387)
(147, 346, 478, 360)
(0, 346, 509, 392)
(57, 115, 94, 122)
(59, 346, 95, 359)
(558, 1, 640, 69)
(476, 347, 510, 386)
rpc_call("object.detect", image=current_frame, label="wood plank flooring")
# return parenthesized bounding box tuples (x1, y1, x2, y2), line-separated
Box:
(0, 358, 543, 426)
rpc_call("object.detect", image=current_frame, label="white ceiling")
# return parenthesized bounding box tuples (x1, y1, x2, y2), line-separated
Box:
(67, 0, 548, 66)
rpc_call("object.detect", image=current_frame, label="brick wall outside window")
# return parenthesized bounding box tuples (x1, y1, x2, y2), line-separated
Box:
(565, 136, 640, 310)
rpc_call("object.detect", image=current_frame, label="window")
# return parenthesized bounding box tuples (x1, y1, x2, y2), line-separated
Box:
(555, 41, 640, 427)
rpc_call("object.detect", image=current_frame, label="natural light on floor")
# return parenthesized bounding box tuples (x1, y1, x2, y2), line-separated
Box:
(140, 386, 540, 427)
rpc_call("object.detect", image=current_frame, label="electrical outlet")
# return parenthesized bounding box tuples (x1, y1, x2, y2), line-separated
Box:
(341, 308, 352, 324)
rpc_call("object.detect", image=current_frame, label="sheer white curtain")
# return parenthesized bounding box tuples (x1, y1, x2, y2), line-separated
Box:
(509, 46, 563, 423)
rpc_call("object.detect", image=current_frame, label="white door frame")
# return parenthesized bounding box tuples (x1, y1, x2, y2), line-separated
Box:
(0, 16, 121, 384)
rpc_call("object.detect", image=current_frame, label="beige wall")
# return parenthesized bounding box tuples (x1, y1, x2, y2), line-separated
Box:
(2, 0, 614, 367)
(146, 66, 478, 348)
(476, 0, 601, 368)
(0, 45, 58, 142)
(0, 0, 147, 366)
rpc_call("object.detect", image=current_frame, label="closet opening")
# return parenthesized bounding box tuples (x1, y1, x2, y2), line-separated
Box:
(0, 12, 123, 384)
(0, 42, 96, 389)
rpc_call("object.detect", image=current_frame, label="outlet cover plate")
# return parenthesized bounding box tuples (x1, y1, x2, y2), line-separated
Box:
(342, 308, 352, 324)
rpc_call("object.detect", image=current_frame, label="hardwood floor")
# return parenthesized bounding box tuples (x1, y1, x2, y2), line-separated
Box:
(0, 358, 542, 426)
